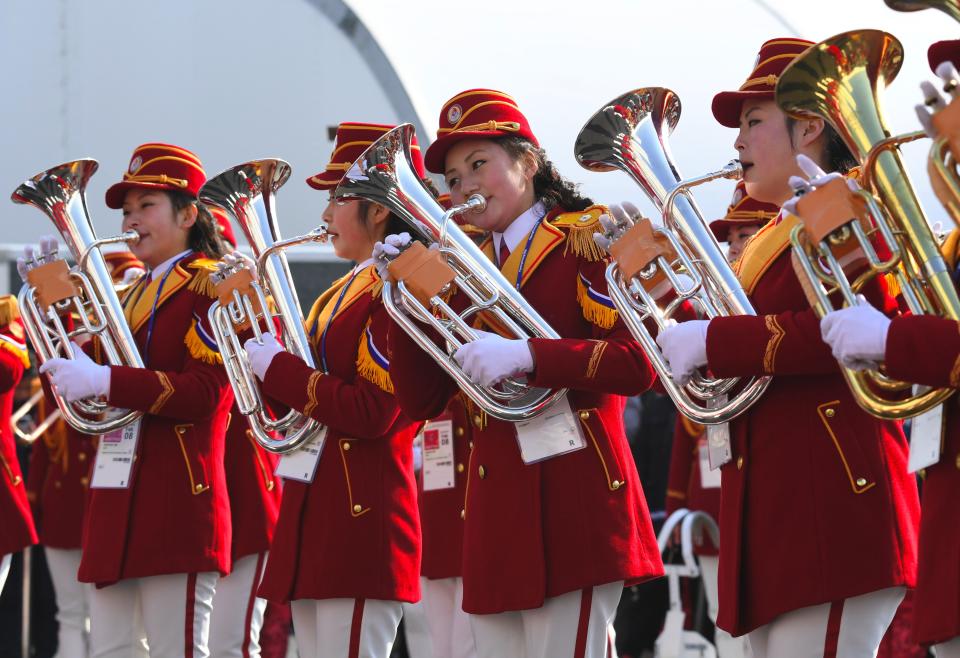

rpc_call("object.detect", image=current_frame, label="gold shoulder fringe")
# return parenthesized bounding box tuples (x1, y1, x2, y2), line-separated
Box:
(356, 318, 394, 394)
(0, 295, 21, 328)
(184, 320, 223, 365)
(553, 205, 608, 262)
(576, 275, 618, 330)
(186, 260, 218, 298)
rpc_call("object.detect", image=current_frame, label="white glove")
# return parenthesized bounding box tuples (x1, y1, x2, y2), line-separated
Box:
(372, 232, 413, 279)
(782, 154, 859, 217)
(39, 342, 110, 402)
(593, 201, 642, 252)
(122, 267, 146, 285)
(17, 235, 61, 280)
(656, 319, 710, 387)
(244, 333, 285, 381)
(820, 295, 891, 371)
(916, 62, 959, 138)
(453, 329, 534, 387)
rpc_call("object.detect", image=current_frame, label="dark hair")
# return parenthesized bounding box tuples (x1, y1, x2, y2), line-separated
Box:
(357, 177, 439, 242)
(785, 116, 858, 175)
(493, 136, 593, 212)
(166, 190, 228, 259)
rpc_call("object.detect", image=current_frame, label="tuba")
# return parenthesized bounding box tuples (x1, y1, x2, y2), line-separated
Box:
(574, 88, 770, 425)
(924, 62, 960, 225)
(12, 159, 144, 434)
(883, 0, 960, 21)
(334, 123, 567, 422)
(776, 29, 959, 419)
(199, 159, 327, 454)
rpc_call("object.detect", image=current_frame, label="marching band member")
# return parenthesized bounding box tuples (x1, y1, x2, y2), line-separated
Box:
(36, 143, 233, 658)
(656, 39, 920, 656)
(0, 296, 36, 594)
(26, 251, 143, 658)
(243, 123, 423, 658)
(206, 208, 282, 658)
(820, 40, 960, 657)
(385, 89, 662, 658)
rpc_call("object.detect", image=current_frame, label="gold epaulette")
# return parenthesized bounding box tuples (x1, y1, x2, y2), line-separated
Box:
(551, 205, 609, 262)
(186, 258, 219, 298)
(355, 318, 393, 393)
(0, 295, 21, 328)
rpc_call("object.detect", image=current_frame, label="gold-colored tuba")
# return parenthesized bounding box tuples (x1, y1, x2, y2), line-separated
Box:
(12, 159, 144, 434)
(574, 88, 769, 425)
(776, 29, 959, 419)
(923, 63, 960, 225)
(199, 159, 328, 454)
(334, 123, 568, 421)
(883, 0, 960, 22)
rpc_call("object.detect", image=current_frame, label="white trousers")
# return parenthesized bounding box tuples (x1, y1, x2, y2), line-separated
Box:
(290, 597, 403, 658)
(0, 553, 10, 595)
(46, 547, 92, 658)
(417, 576, 476, 658)
(699, 555, 751, 658)
(747, 586, 904, 658)
(469, 580, 622, 658)
(208, 552, 267, 658)
(935, 636, 960, 658)
(88, 571, 218, 658)
(401, 598, 433, 658)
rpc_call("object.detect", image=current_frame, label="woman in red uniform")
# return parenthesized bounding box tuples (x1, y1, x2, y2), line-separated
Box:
(0, 297, 36, 595)
(818, 39, 960, 658)
(205, 207, 283, 658)
(656, 39, 920, 656)
(385, 89, 662, 658)
(242, 123, 423, 658)
(36, 143, 232, 658)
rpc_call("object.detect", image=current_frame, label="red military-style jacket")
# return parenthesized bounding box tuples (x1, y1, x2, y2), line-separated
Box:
(70, 252, 234, 584)
(27, 395, 95, 549)
(0, 298, 37, 557)
(389, 205, 663, 615)
(418, 395, 471, 580)
(665, 416, 720, 555)
(223, 409, 281, 562)
(256, 264, 421, 604)
(703, 213, 920, 636)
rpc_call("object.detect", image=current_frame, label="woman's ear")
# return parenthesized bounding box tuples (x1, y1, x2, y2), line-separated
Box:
(178, 203, 199, 230)
(366, 203, 391, 232)
(520, 149, 538, 182)
(792, 115, 826, 150)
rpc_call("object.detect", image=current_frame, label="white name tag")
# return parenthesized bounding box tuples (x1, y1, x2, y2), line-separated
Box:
(275, 428, 328, 483)
(699, 442, 722, 489)
(705, 395, 732, 470)
(91, 419, 141, 489)
(908, 388, 944, 473)
(514, 396, 587, 465)
(422, 419, 455, 491)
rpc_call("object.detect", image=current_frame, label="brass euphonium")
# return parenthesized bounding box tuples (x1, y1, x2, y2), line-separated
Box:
(574, 88, 770, 425)
(924, 63, 960, 224)
(199, 159, 328, 454)
(334, 123, 567, 421)
(883, 0, 960, 22)
(12, 159, 145, 434)
(776, 29, 959, 419)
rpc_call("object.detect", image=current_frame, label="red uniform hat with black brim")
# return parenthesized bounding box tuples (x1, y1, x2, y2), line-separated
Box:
(424, 89, 539, 174)
(929, 39, 960, 73)
(105, 143, 206, 209)
(708, 180, 780, 242)
(711, 38, 816, 128)
(306, 122, 426, 190)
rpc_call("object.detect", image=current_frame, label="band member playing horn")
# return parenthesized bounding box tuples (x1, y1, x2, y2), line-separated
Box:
(242, 123, 424, 658)
(820, 40, 960, 658)
(25, 250, 143, 658)
(384, 89, 662, 658)
(0, 296, 36, 595)
(33, 143, 233, 658)
(656, 39, 920, 656)
(206, 207, 282, 658)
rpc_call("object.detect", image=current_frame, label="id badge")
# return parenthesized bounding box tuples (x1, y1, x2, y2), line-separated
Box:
(908, 386, 944, 473)
(514, 396, 587, 465)
(421, 419, 455, 491)
(699, 442, 722, 489)
(91, 418, 141, 489)
(275, 428, 328, 483)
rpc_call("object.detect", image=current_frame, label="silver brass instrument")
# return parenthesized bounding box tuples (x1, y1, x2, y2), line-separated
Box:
(776, 29, 958, 419)
(334, 123, 567, 422)
(12, 159, 144, 434)
(575, 88, 770, 425)
(200, 159, 327, 454)
(12, 389, 62, 444)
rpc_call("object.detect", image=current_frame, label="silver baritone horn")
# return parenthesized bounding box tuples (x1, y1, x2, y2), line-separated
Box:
(12, 159, 144, 434)
(200, 159, 327, 454)
(334, 123, 567, 422)
(575, 88, 770, 425)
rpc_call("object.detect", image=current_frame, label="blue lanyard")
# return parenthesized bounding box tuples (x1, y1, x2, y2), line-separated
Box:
(316, 269, 361, 373)
(144, 253, 190, 366)
(513, 216, 544, 291)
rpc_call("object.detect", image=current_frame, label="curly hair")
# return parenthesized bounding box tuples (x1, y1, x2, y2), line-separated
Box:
(493, 136, 593, 212)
